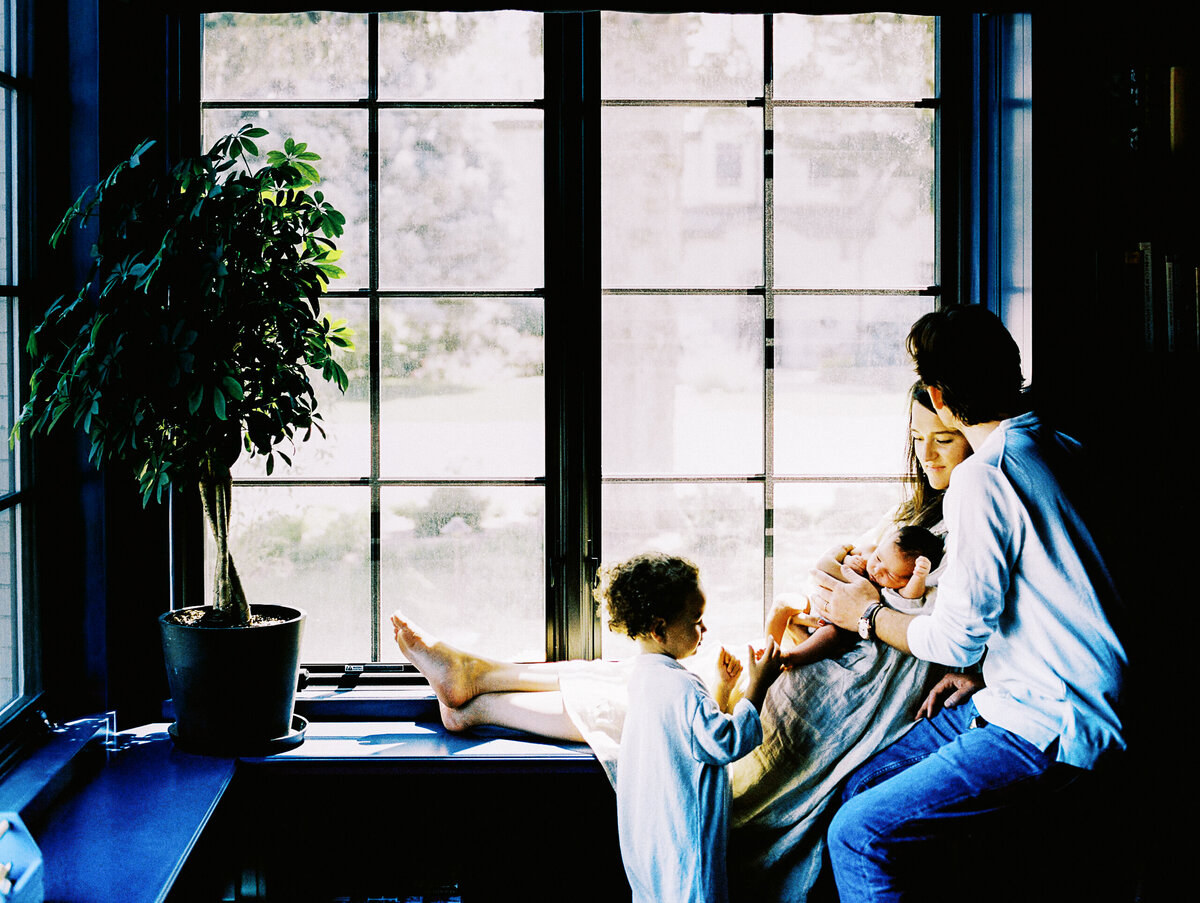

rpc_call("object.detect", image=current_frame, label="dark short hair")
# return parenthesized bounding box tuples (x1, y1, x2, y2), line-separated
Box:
(893, 525, 945, 572)
(594, 552, 701, 639)
(907, 306, 1024, 425)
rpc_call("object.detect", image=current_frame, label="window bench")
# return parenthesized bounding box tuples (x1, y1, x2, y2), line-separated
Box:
(18, 706, 627, 902)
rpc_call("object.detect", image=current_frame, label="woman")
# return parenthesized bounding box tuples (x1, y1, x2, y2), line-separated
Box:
(391, 385, 974, 893)
(726, 383, 972, 901)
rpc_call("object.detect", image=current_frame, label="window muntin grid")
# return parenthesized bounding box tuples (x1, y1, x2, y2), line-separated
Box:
(200, 11, 939, 665)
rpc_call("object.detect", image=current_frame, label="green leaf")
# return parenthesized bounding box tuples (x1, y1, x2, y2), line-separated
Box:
(129, 139, 156, 167)
(221, 376, 244, 401)
(295, 161, 321, 184)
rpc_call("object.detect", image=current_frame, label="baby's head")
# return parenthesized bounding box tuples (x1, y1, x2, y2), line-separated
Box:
(595, 552, 705, 659)
(865, 526, 944, 589)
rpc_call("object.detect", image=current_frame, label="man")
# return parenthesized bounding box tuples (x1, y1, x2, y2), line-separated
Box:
(810, 306, 1127, 901)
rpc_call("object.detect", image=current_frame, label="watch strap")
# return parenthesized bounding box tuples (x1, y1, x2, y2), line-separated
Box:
(858, 602, 883, 640)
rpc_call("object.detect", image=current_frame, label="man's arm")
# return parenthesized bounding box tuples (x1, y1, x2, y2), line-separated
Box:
(809, 564, 917, 655)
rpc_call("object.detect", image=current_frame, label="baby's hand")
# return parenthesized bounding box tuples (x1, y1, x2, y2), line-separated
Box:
(844, 554, 868, 575)
(716, 646, 743, 687)
(912, 555, 932, 578)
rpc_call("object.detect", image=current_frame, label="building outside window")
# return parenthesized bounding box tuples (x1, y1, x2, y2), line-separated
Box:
(200, 10, 938, 666)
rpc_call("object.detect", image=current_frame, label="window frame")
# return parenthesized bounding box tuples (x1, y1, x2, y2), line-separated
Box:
(179, 8, 973, 670)
(0, 0, 41, 736)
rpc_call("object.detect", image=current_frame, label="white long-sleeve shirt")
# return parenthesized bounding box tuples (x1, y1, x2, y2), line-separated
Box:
(907, 412, 1127, 768)
(617, 653, 763, 903)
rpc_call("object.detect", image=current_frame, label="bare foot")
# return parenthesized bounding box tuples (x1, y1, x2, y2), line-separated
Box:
(438, 697, 479, 733)
(391, 611, 485, 709)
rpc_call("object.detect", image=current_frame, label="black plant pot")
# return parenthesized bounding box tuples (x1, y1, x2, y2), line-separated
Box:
(159, 604, 306, 756)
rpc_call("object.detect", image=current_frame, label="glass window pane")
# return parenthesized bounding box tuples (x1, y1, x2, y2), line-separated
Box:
(381, 486, 545, 662)
(202, 108, 369, 291)
(380, 298, 544, 479)
(379, 110, 543, 290)
(601, 12, 762, 100)
(201, 12, 369, 101)
(379, 11, 542, 101)
(602, 295, 762, 475)
(0, 506, 17, 709)
(774, 295, 934, 475)
(603, 106, 762, 288)
(0, 297, 13, 494)
(774, 107, 935, 288)
(230, 297, 369, 481)
(0, 88, 10, 286)
(0, 1, 8, 78)
(209, 486, 372, 663)
(774, 14, 936, 101)
(773, 482, 901, 602)
(600, 482, 763, 660)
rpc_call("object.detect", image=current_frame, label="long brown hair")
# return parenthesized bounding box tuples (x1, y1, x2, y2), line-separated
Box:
(896, 382, 946, 529)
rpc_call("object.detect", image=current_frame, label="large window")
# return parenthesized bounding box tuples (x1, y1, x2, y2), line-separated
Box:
(200, 10, 938, 666)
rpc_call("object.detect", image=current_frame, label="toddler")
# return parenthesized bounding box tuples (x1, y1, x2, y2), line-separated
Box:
(768, 525, 945, 668)
(601, 552, 782, 903)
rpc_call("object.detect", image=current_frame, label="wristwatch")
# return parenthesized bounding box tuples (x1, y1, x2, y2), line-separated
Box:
(858, 603, 884, 640)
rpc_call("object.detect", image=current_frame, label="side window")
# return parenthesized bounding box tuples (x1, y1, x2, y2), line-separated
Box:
(0, 0, 32, 719)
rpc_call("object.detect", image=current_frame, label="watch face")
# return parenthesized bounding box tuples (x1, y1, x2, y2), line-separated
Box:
(858, 618, 871, 639)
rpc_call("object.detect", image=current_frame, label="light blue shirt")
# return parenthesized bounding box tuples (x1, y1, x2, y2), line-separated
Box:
(617, 653, 763, 903)
(907, 412, 1127, 768)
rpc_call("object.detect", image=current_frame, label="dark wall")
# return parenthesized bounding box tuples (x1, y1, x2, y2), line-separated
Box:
(31, 0, 187, 726)
(1032, 11, 1197, 901)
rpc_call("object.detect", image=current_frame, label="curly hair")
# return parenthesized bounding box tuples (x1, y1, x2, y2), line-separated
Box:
(594, 552, 701, 640)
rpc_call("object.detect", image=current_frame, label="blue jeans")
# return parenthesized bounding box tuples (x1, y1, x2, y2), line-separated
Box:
(827, 701, 1080, 902)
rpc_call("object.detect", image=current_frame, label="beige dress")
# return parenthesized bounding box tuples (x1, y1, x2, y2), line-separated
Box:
(727, 510, 942, 901)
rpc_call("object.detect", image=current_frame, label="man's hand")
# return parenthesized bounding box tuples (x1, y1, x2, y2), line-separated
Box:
(809, 563, 880, 632)
(916, 671, 985, 720)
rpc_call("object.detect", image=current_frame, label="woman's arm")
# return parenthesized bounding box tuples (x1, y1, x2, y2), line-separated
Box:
(815, 542, 857, 580)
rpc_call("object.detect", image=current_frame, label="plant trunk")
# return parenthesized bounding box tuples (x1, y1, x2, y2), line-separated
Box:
(199, 463, 251, 626)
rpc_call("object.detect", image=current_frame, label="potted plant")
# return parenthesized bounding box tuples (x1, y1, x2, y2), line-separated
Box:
(13, 123, 353, 754)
